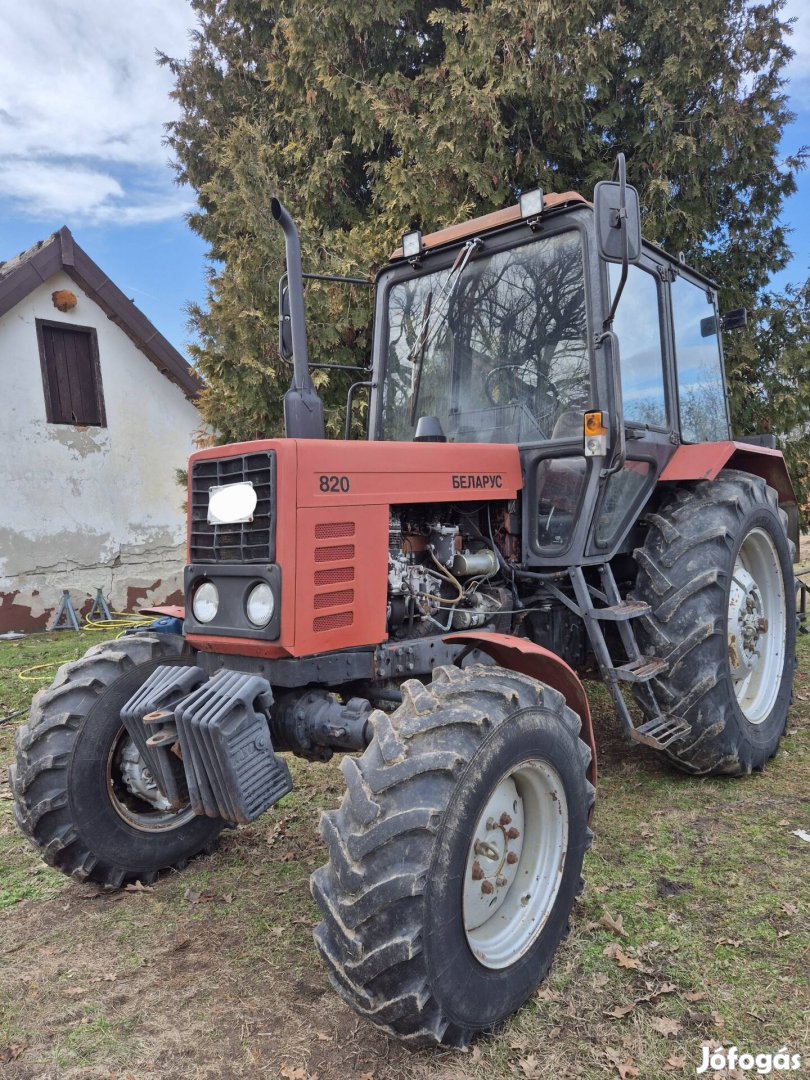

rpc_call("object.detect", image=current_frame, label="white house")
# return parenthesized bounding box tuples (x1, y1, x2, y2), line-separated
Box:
(0, 227, 201, 632)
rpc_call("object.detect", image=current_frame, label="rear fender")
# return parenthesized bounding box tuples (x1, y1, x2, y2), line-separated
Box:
(445, 631, 596, 790)
(659, 442, 798, 547)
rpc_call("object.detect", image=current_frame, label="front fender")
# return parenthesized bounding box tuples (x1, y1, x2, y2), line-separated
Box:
(445, 631, 596, 790)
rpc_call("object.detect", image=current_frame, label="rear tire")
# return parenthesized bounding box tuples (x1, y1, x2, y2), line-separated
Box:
(633, 470, 795, 775)
(311, 664, 594, 1047)
(10, 633, 224, 887)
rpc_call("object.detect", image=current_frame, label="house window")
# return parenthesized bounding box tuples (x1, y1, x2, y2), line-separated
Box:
(36, 319, 106, 426)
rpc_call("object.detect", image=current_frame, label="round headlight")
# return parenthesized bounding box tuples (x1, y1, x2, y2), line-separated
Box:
(192, 581, 219, 624)
(246, 582, 275, 628)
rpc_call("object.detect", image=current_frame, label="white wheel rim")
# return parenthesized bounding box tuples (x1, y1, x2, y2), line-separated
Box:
(462, 760, 568, 970)
(107, 730, 196, 832)
(727, 527, 786, 725)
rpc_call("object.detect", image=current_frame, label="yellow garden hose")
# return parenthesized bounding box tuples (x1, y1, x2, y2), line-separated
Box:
(16, 610, 165, 683)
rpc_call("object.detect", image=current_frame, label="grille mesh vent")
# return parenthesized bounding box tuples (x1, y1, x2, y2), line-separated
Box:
(314, 567, 354, 586)
(313, 611, 353, 632)
(190, 453, 275, 563)
(314, 544, 355, 563)
(313, 589, 354, 610)
(314, 521, 355, 540)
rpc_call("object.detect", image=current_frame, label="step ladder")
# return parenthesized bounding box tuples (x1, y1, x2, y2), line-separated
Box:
(567, 565, 690, 751)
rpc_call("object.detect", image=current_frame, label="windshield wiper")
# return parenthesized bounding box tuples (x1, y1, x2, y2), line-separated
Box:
(407, 290, 433, 425)
(408, 237, 482, 426)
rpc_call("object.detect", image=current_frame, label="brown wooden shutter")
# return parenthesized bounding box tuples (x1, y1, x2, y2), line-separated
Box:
(36, 320, 106, 426)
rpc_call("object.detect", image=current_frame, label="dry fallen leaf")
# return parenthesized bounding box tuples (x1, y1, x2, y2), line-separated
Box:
(124, 880, 153, 893)
(711, 1010, 725, 1029)
(665, 1055, 686, 1070)
(606, 1003, 637, 1019)
(535, 987, 562, 1002)
(316, 1031, 330, 1042)
(606, 1048, 640, 1080)
(615, 948, 641, 970)
(651, 1016, 682, 1038)
(0, 1044, 26, 1064)
(684, 990, 706, 1002)
(279, 1064, 309, 1080)
(601, 908, 629, 939)
(518, 1055, 541, 1079)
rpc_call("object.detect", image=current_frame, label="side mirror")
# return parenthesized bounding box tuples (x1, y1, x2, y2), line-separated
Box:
(278, 274, 293, 361)
(596, 154, 642, 330)
(721, 307, 747, 332)
(594, 174, 642, 265)
(700, 308, 748, 338)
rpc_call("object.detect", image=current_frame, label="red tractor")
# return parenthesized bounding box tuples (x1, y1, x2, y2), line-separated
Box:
(11, 158, 797, 1047)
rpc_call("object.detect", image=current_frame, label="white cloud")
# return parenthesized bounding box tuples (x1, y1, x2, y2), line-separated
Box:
(0, 0, 195, 225)
(784, 0, 810, 107)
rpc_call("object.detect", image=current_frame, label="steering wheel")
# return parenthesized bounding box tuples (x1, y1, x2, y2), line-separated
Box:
(483, 364, 559, 433)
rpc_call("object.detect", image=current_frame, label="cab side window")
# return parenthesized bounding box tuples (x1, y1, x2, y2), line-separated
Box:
(609, 264, 667, 428)
(671, 276, 729, 442)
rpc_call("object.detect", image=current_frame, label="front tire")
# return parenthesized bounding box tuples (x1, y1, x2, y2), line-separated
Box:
(633, 470, 795, 775)
(10, 633, 224, 887)
(311, 664, 594, 1047)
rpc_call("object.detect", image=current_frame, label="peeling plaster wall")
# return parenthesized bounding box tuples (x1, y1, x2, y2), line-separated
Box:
(0, 271, 200, 631)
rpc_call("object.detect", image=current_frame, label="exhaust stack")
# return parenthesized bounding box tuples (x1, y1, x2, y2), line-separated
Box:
(270, 197, 325, 439)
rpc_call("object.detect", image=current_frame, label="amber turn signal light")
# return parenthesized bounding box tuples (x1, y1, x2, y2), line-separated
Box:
(584, 411, 607, 436)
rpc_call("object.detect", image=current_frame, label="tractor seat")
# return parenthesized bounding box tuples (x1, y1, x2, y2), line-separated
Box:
(549, 409, 585, 440)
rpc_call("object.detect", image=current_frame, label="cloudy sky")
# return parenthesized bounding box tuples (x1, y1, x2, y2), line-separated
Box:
(0, 0, 808, 353)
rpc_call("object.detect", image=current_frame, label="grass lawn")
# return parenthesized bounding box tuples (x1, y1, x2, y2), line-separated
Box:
(0, 630, 807, 1080)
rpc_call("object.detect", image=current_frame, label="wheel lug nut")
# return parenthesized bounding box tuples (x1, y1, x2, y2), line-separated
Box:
(506, 851, 518, 865)
(486, 817, 498, 830)
(507, 826, 520, 840)
(471, 861, 484, 881)
(496, 875, 508, 887)
(481, 880, 494, 895)
(499, 812, 512, 826)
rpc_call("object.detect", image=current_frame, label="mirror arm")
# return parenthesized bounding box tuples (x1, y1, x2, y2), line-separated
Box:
(603, 249, 628, 330)
(344, 380, 377, 440)
(602, 152, 629, 330)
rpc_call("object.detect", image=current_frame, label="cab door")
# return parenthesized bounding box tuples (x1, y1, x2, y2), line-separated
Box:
(585, 255, 675, 556)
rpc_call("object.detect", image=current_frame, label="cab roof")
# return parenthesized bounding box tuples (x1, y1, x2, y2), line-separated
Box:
(389, 191, 589, 260)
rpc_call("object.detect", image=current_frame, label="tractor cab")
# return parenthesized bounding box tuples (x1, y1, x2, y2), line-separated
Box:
(369, 164, 732, 566)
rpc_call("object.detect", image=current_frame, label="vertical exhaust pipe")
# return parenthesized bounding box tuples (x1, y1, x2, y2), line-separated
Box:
(270, 197, 325, 439)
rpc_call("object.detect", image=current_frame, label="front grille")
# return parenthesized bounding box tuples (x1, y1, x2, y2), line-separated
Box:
(190, 452, 276, 563)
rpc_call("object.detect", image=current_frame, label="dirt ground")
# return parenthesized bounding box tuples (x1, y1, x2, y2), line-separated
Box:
(1, 632, 808, 1080)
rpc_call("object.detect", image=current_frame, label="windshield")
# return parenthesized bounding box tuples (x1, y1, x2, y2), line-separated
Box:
(380, 230, 590, 443)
